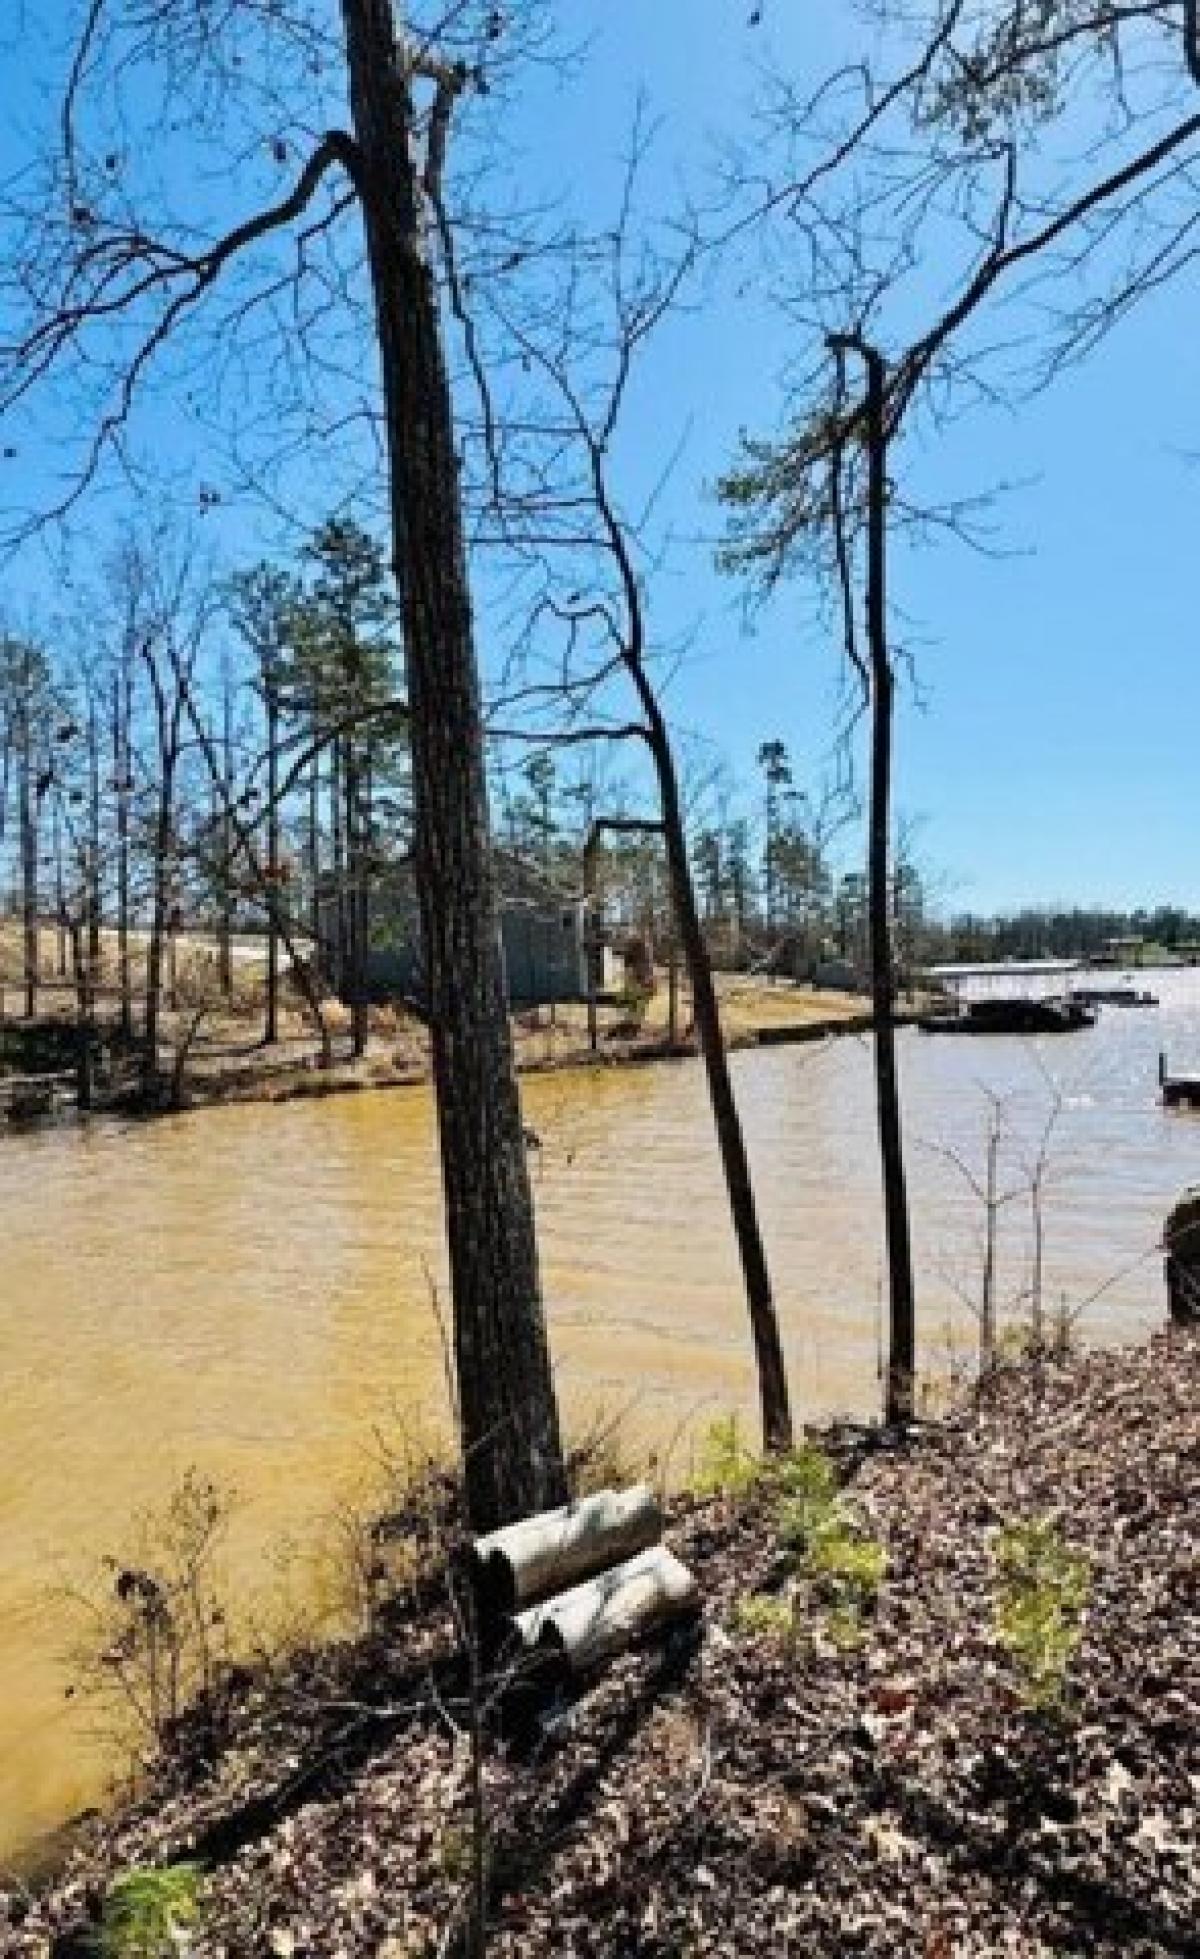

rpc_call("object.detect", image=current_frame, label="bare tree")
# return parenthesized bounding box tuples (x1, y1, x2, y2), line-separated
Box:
(828, 333, 916, 1423)
(49, 778, 99, 1112)
(17, 651, 41, 1023)
(111, 623, 136, 1042)
(236, 580, 287, 1048)
(0, 637, 52, 1022)
(337, 4, 566, 1522)
(128, 552, 204, 1102)
(717, 1, 1200, 1419)
(486, 160, 795, 1453)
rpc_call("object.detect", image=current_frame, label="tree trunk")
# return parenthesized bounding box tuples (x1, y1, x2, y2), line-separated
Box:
(1029, 1168, 1046, 1352)
(338, 0, 566, 1529)
(87, 693, 102, 966)
(114, 665, 133, 1041)
(586, 908, 599, 1051)
(861, 345, 917, 1426)
(167, 879, 179, 1011)
(733, 862, 746, 963)
(67, 913, 93, 1113)
(980, 1109, 999, 1378)
(18, 695, 37, 1021)
(330, 733, 346, 992)
(264, 669, 281, 1045)
(583, 828, 601, 1053)
(307, 705, 322, 971)
(142, 772, 173, 1098)
(141, 655, 183, 1100)
(218, 673, 234, 1000)
(650, 721, 793, 1451)
(346, 738, 368, 1057)
(53, 796, 68, 979)
(359, 747, 373, 1042)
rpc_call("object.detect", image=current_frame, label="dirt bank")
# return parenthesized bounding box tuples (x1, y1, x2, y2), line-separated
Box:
(0, 978, 876, 1124)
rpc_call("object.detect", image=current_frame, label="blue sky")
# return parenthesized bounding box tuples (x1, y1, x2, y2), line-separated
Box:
(509, 1, 1200, 915)
(2, 0, 1198, 914)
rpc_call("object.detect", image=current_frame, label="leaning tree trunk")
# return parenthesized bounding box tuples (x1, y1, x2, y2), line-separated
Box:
(643, 713, 793, 1451)
(861, 344, 917, 1426)
(339, 0, 566, 1529)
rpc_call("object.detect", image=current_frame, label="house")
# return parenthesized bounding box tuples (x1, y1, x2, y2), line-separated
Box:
(1102, 935, 1146, 968)
(321, 852, 612, 1009)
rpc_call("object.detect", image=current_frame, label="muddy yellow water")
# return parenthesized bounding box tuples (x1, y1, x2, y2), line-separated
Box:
(2, 973, 1198, 1858)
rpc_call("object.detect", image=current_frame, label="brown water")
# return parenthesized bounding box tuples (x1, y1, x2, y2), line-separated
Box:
(2, 969, 1198, 1859)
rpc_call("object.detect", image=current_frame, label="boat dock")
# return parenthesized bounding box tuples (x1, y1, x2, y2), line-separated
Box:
(1160, 1054, 1200, 1108)
(919, 960, 1095, 1036)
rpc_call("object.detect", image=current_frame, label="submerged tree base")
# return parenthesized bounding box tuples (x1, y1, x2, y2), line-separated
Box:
(8, 1331, 1197, 1956)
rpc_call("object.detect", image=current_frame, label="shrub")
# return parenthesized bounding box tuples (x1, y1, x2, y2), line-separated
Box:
(567, 1402, 648, 1501)
(807, 1526, 887, 1601)
(806, 1525, 887, 1644)
(97, 1864, 203, 1958)
(693, 1414, 761, 1498)
(711, 1434, 887, 1646)
(993, 1517, 1090, 1708)
(731, 1592, 794, 1644)
(72, 1472, 236, 1756)
(776, 1441, 886, 1640)
(774, 1441, 839, 1538)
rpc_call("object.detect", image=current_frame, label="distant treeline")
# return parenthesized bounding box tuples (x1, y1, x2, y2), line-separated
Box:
(925, 908, 1200, 965)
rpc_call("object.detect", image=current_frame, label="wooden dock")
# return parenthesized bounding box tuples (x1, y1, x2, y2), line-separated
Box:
(1159, 1054, 1200, 1108)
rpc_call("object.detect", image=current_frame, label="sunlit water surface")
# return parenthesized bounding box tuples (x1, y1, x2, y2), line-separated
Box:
(2, 969, 1198, 1856)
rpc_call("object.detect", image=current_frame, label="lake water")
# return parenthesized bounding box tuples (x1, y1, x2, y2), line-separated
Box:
(1, 967, 1198, 1858)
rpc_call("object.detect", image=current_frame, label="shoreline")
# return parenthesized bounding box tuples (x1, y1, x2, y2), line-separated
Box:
(0, 991, 888, 1129)
(6, 1328, 1196, 1953)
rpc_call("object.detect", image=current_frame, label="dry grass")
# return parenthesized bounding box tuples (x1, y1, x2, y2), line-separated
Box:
(640, 971, 866, 1042)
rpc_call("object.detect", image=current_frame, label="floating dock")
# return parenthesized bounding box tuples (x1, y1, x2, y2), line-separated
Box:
(920, 959, 1094, 1036)
(1069, 985, 1158, 1009)
(1160, 1054, 1200, 1108)
(918, 998, 1095, 1036)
